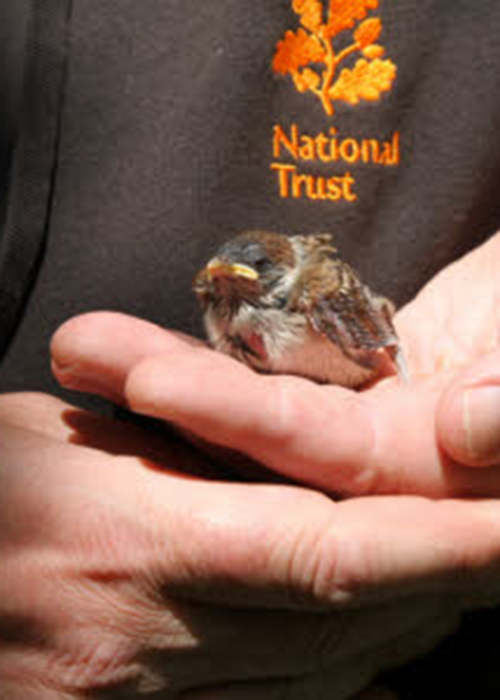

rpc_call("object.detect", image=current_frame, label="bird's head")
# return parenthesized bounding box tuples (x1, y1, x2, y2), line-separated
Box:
(193, 231, 297, 313)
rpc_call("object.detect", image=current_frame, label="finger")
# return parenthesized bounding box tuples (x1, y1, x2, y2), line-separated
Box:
(124, 344, 500, 497)
(51, 311, 201, 404)
(0, 423, 464, 694)
(0, 423, 467, 694)
(437, 351, 500, 468)
(51, 314, 500, 497)
(7, 418, 500, 609)
(124, 344, 379, 495)
(10, 406, 500, 609)
(145, 469, 500, 607)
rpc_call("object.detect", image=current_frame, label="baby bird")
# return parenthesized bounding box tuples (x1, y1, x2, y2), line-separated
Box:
(193, 231, 409, 388)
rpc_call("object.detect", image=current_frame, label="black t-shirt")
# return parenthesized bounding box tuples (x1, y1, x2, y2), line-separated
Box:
(0, 2, 500, 697)
(1, 0, 499, 394)
(0, 0, 30, 231)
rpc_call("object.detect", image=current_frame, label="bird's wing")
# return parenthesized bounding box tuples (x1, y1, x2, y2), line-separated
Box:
(293, 258, 408, 376)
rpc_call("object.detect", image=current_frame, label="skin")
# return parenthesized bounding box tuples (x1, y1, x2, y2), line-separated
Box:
(0, 392, 461, 700)
(102, 232, 500, 499)
(1, 233, 500, 697)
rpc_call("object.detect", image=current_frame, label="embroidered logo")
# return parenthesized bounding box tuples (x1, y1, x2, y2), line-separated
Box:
(270, 0, 400, 204)
(273, 0, 396, 116)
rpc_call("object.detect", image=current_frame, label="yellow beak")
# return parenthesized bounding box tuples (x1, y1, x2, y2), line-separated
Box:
(206, 259, 259, 281)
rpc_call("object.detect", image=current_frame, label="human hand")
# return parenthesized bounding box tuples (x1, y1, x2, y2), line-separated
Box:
(0, 391, 468, 700)
(54, 233, 500, 498)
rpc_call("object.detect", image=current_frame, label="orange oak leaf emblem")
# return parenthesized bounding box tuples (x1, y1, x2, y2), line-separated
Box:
(273, 0, 396, 116)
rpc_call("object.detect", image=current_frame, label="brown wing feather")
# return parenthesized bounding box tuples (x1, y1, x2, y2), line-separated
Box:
(292, 256, 400, 370)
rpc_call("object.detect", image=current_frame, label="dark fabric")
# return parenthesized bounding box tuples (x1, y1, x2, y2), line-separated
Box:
(0, 4, 499, 697)
(1, 1, 499, 395)
(0, 0, 30, 230)
(0, 0, 70, 364)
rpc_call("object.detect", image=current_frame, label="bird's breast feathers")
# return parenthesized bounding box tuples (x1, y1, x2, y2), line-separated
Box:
(204, 303, 373, 385)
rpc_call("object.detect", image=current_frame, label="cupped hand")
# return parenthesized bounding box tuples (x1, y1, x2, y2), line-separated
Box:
(0, 392, 467, 700)
(52, 232, 500, 498)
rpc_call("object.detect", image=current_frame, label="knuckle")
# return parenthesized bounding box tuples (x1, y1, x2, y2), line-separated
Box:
(295, 519, 346, 604)
(270, 493, 342, 607)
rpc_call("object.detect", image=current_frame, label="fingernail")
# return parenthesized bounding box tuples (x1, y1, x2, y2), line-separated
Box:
(464, 387, 500, 460)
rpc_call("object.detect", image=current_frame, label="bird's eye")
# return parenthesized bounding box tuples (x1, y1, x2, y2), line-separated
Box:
(252, 257, 270, 272)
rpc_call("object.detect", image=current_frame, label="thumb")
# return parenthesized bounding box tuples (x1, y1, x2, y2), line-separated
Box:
(437, 350, 500, 467)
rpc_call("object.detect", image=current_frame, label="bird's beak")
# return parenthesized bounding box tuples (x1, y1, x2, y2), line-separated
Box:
(205, 258, 259, 281)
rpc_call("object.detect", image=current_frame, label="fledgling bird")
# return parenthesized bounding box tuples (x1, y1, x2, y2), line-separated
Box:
(193, 231, 409, 388)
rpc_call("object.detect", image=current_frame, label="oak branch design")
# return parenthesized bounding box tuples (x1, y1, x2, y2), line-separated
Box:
(273, 0, 396, 116)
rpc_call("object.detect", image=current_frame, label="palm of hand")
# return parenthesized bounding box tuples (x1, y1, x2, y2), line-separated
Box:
(1, 236, 498, 700)
(47, 232, 500, 500)
(39, 239, 500, 697)
(117, 233, 500, 499)
(394, 235, 500, 379)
